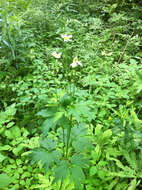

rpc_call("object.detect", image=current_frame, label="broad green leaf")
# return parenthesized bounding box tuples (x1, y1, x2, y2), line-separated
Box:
(6, 103, 16, 116)
(11, 126, 21, 138)
(91, 149, 101, 162)
(54, 112, 64, 122)
(95, 125, 102, 136)
(102, 129, 112, 139)
(0, 174, 11, 188)
(98, 170, 106, 179)
(69, 102, 93, 122)
(6, 121, 15, 128)
(72, 137, 92, 152)
(39, 137, 57, 151)
(13, 144, 23, 156)
(130, 59, 137, 64)
(0, 153, 6, 162)
(42, 117, 57, 136)
(70, 166, 85, 189)
(89, 166, 97, 176)
(29, 148, 61, 171)
(71, 153, 90, 168)
(4, 130, 12, 139)
(54, 160, 69, 183)
(37, 107, 57, 118)
(71, 123, 88, 137)
(0, 145, 11, 151)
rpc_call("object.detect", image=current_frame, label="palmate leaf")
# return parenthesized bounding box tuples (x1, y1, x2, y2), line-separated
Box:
(39, 137, 57, 151)
(69, 101, 93, 122)
(42, 117, 57, 136)
(72, 136, 92, 152)
(38, 107, 65, 136)
(70, 166, 85, 190)
(37, 107, 57, 136)
(37, 107, 57, 118)
(29, 148, 62, 171)
(54, 160, 69, 183)
(71, 123, 88, 137)
(71, 153, 90, 168)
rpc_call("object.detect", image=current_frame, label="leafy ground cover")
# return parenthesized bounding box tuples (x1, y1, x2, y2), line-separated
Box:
(0, 0, 142, 189)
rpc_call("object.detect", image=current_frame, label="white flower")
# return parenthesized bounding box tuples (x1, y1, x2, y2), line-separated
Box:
(51, 51, 62, 59)
(101, 51, 112, 56)
(61, 34, 72, 42)
(70, 62, 78, 68)
(70, 57, 82, 68)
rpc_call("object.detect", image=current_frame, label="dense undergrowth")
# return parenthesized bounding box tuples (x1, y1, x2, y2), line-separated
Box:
(0, 0, 142, 189)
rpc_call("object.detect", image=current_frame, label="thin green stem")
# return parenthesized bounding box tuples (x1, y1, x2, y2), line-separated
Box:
(62, 128, 65, 157)
(65, 116, 72, 158)
(59, 179, 63, 190)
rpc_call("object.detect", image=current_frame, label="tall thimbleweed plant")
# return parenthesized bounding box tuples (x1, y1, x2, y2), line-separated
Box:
(29, 35, 93, 189)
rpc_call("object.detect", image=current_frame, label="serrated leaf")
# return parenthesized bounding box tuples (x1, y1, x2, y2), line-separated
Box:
(37, 107, 57, 118)
(39, 137, 56, 151)
(54, 160, 69, 183)
(29, 148, 61, 171)
(71, 153, 90, 168)
(71, 123, 88, 138)
(72, 137, 92, 152)
(54, 112, 64, 123)
(42, 117, 57, 136)
(37, 110, 50, 117)
(70, 166, 85, 189)
(69, 102, 93, 122)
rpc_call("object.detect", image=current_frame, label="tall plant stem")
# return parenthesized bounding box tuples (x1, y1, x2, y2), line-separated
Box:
(65, 116, 72, 158)
(59, 179, 63, 190)
(62, 128, 65, 157)
(117, 31, 134, 64)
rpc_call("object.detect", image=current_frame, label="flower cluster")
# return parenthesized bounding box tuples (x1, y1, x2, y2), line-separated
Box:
(51, 34, 83, 68)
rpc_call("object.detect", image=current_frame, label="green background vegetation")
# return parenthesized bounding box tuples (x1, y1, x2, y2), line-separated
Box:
(0, 0, 142, 189)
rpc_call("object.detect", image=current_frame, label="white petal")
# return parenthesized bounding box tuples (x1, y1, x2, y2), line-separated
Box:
(51, 51, 61, 58)
(68, 35, 72, 38)
(70, 62, 78, 68)
(61, 34, 66, 38)
(78, 61, 82, 66)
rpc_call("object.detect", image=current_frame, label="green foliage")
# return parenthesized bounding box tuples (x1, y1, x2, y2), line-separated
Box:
(29, 89, 93, 189)
(0, 173, 11, 189)
(0, 0, 142, 189)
